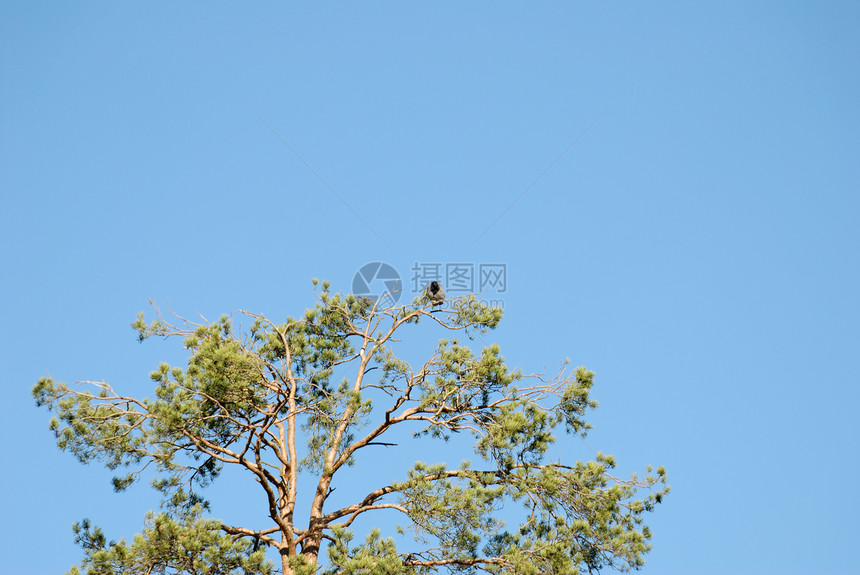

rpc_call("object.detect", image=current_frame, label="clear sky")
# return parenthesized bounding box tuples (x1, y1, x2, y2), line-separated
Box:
(2, 2, 858, 574)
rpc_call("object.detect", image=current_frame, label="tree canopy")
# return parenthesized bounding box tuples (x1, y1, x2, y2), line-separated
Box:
(34, 281, 668, 575)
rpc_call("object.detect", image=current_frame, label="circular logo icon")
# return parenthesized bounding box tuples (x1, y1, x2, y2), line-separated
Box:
(352, 262, 403, 307)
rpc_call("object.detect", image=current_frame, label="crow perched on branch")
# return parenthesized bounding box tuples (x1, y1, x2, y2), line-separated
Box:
(425, 281, 445, 306)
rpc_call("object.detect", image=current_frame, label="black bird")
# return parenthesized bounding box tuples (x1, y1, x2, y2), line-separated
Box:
(425, 281, 445, 306)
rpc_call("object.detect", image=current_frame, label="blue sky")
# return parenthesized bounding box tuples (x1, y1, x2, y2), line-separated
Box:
(2, 2, 858, 574)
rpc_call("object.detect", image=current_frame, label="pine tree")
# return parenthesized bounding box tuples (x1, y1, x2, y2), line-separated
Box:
(34, 280, 668, 574)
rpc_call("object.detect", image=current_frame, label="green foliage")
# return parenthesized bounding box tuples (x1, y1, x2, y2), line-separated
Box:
(325, 528, 405, 575)
(34, 281, 668, 575)
(66, 506, 272, 575)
